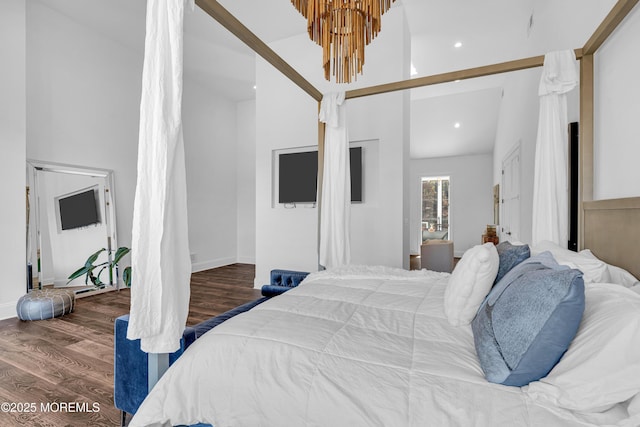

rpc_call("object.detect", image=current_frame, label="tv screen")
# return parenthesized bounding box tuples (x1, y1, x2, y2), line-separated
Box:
(58, 188, 100, 230)
(278, 147, 362, 204)
(279, 151, 317, 204)
(350, 146, 362, 202)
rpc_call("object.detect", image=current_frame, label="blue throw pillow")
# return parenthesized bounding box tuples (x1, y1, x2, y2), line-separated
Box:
(472, 252, 585, 387)
(494, 241, 530, 284)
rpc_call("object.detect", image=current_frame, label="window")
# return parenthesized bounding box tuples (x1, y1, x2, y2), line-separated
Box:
(421, 176, 450, 241)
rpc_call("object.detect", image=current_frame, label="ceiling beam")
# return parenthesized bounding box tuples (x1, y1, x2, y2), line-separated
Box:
(583, 0, 639, 55)
(195, 0, 323, 102)
(345, 49, 584, 100)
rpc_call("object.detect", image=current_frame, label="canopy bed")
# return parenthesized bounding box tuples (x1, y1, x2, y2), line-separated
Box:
(128, 247, 640, 426)
(125, 0, 640, 426)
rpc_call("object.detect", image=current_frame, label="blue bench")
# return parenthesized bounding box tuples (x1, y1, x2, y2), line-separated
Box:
(260, 269, 310, 297)
(114, 269, 309, 426)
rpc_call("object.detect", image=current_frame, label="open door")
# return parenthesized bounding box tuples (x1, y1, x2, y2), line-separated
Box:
(501, 143, 521, 242)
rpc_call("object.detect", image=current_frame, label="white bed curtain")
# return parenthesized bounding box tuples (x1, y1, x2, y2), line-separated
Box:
(127, 0, 193, 354)
(532, 50, 578, 248)
(318, 92, 351, 269)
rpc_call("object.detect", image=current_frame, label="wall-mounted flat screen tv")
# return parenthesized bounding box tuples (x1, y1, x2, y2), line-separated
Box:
(58, 187, 100, 230)
(278, 147, 362, 204)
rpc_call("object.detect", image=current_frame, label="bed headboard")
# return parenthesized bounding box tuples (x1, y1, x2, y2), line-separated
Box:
(583, 197, 640, 279)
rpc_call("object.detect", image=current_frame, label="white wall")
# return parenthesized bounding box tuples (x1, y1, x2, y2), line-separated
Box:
(236, 100, 256, 264)
(255, 59, 319, 286)
(594, 4, 640, 200)
(492, 69, 540, 245)
(348, 92, 411, 268)
(492, 68, 582, 245)
(255, 8, 410, 286)
(411, 154, 494, 257)
(533, 1, 617, 56)
(26, 0, 141, 253)
(26, 1, 242, 282)
(183, 80, 239, 271)
(0, 0, 27, 320)
(488, 1, 611, 246)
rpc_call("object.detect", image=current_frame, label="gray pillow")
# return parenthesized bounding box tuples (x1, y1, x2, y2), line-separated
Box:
(472, 252, 585, 386)
(494, 241, 530, 284)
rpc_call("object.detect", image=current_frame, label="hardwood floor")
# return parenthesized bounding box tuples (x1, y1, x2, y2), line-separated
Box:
(0, 263, 260, 427)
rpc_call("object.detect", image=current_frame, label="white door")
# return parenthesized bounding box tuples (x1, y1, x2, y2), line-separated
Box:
(501, 144, 521, 242)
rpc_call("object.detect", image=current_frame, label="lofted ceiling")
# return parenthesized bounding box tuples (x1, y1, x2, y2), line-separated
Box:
(33, 0, 616, 159)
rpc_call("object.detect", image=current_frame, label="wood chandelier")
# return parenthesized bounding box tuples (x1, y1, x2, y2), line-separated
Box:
(291, 0, 396, 84)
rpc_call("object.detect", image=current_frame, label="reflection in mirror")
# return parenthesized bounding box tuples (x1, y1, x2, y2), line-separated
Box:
(26, 160, 120, 296)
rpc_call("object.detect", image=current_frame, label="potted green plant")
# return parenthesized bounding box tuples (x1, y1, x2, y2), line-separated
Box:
(68, 246, 131, 288)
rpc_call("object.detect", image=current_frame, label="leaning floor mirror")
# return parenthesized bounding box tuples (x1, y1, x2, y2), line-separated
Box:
(26, 160, 122, 296)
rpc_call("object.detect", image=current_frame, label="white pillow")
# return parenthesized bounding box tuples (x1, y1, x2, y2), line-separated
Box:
(444, 243, 498, 327)
(580, 249, 639, 287)
(532, 241, 610, 284)
(526, 283, 640, 412)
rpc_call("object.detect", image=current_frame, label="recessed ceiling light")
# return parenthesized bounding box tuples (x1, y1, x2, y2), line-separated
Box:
(454, 41, 463, 48)
(454, 122, 461, 129)
(253, 85, 257, 90)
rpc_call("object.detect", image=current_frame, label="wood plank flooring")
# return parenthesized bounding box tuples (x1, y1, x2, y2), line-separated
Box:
(0, 263, 260, 427)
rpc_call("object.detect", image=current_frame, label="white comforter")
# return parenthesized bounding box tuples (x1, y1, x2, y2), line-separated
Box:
(129, 266, 630, 427)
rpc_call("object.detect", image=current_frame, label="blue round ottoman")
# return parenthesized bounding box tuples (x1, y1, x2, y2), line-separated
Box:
(16, 289, 75, 321)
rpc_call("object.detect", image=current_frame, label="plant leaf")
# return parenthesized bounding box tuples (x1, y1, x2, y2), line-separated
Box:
(90, 272, 101, 286)
(68, 266, 91, 281)
(68, 264, 96, 284)
(96, 265, 107, 283)
(112, 246, 130, 265)
(85, 248, 106, 267)
(122, 266, 132, 288)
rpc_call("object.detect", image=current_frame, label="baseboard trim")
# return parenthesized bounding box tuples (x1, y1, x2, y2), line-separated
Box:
(236, 256, 256, 264)
(40, 276, 54, 286)
(74, 285, 118, 299)
(0, 301, 18, 321)
(191, 257, 237, 273)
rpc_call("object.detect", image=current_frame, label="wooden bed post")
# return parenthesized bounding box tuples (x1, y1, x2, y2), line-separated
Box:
(576, 0, 639, 249)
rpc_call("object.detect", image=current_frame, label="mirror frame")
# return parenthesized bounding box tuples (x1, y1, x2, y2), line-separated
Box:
(26, 159, 120, 296)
